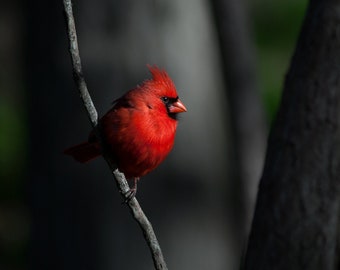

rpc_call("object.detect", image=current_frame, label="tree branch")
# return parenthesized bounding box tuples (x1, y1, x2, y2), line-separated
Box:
(62, 1, 168, 269)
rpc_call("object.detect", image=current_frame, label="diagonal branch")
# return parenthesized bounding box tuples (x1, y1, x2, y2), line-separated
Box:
(62, 1, 168, 269)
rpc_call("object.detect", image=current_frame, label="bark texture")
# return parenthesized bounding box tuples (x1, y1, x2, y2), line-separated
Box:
(245, 1, 340, 269)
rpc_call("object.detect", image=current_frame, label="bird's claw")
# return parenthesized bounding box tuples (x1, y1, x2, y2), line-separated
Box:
(121, 188, 136, 204)
(120, 177, 138, 204)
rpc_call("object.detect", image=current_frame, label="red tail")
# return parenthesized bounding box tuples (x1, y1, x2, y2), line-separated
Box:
(64, 141, 101, 163)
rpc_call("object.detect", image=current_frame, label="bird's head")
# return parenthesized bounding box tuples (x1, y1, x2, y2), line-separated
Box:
(141, 65, 187, 120)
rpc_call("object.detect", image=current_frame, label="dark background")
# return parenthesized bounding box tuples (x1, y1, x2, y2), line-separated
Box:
(0, 0, 307, 269)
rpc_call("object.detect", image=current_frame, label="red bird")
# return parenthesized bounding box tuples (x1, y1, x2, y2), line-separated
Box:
(65, 66, 187, 193)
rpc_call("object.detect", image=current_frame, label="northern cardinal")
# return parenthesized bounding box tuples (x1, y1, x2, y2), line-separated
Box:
(65, 66, 187, 193)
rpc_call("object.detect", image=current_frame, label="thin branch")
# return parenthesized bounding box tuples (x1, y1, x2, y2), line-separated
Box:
(62, 1, 168, 269)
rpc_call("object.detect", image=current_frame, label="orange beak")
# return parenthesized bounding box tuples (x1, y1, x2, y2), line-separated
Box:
(168, 99, 187, 114)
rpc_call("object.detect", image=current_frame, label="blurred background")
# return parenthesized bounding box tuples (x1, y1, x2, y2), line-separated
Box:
(0, 0, 307, 269)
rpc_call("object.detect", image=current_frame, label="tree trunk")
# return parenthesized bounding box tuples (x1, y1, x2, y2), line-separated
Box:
(245, 0, 340, 269)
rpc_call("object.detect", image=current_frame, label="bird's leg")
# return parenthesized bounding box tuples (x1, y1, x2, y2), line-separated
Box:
(123, 177, 139, 203)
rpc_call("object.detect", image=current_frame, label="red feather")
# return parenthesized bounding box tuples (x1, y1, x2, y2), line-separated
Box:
(64, 66, 187, 179)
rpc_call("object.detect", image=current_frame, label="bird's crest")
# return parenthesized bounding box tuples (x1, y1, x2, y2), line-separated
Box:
(144, 65, 178, 98)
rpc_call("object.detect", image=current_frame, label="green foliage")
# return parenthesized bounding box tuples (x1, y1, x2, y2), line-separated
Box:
(0, 99, 27, 199)
(251, 0, 308, 123)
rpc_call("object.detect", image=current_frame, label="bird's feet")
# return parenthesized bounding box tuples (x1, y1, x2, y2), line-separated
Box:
(121, 177, 139, 203)
(122, 188, 136, 203)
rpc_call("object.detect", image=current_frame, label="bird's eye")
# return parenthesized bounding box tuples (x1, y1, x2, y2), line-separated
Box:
(161, 97, 170, 104)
